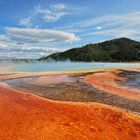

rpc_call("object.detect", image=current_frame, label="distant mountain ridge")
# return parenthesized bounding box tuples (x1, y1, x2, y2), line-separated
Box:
(40, 37, 140, 62)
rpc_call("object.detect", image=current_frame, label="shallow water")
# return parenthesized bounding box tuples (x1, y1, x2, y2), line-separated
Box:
(8, 61, 140, 72)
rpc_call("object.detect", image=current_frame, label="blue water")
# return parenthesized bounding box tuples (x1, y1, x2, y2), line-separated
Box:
(9, 61, 140, 72)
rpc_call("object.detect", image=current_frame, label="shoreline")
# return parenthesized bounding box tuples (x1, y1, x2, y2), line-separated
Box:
(0, 61, 139, 74)
(1, 66, 140, 75)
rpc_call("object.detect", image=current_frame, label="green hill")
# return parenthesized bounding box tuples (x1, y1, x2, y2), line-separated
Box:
(40, 37, 140, 62)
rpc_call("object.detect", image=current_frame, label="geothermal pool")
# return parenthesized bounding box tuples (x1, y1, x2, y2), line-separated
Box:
(8, 61, 140, 72)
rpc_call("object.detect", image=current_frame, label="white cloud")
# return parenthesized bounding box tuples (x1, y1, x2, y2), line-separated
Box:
(96, 26, 102, 30)
(0, 27, 79, 59)
(19, 17, 32, 27)
(51, 3, 66, 10)
(19, 3, 67, 27)
(6, 27, 79, 43)
(58, 11, 140, 40)
(36, 7, 66, 22)
(0, 35, 10, 42)
(0, 46, 66, 59)
(35, 3, 67, 22)
(0, 44, 7, 48)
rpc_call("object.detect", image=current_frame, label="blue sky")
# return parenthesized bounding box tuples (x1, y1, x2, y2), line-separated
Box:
(0, 0, 140, 59)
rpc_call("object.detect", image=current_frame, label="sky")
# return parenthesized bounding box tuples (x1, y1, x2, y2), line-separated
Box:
(0, 0, 140, 59)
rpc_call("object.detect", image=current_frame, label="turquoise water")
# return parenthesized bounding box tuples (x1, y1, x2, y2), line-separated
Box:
(9, 61, 140, 72)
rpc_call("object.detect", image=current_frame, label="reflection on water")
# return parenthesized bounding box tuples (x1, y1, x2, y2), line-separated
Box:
(1, 61, 140, 72)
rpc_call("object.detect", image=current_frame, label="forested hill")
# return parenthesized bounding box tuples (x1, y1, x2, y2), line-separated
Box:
(40, 38, 140, 62)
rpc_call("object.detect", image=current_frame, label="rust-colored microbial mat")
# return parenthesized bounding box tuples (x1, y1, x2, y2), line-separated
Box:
(0, 69, 140, 140)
